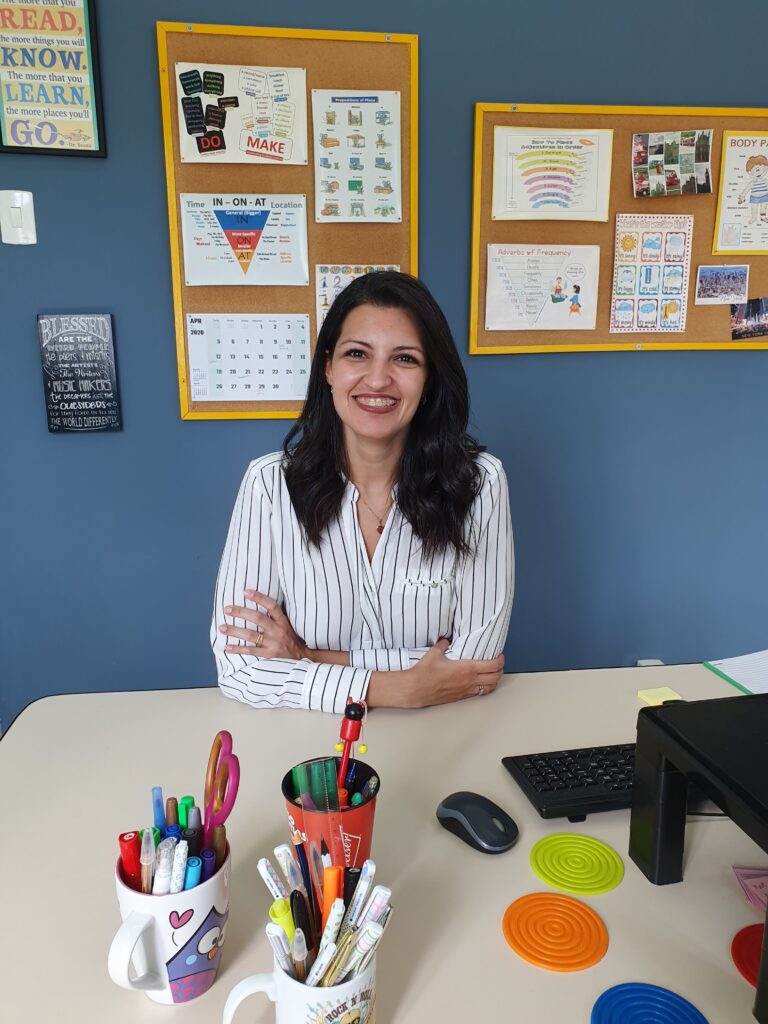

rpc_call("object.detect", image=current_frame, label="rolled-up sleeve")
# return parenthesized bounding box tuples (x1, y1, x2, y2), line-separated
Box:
(212, 461, 371, 712)
(444, 456, 514, 661)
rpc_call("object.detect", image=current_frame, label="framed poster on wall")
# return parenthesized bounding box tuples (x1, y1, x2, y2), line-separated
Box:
(0, 0, 106, 156)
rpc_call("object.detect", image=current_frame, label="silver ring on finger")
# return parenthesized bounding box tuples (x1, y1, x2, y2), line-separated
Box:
(477, 685, 485, 696)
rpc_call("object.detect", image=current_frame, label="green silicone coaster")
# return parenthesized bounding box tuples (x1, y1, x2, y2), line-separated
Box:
(530, 834, 624, 895)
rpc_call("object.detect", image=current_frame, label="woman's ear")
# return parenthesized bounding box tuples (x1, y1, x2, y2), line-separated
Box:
(324, 350, 333, 388)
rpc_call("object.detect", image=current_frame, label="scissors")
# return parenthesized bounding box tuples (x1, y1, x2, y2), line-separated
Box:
(203, 730, 240, 849)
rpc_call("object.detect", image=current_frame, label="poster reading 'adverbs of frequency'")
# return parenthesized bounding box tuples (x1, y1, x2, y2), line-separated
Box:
(631, 129, 712, 198)
(713, 132, 768, 255)
(175, 62, 307, 164)
(180, 194, 309, 287)
(186, 314, 310, 402)
(316, 264, 399, 332)
(492, 127, 613, 221)
(312, 90, 402, 222)
(0, 0, 101, 152)
(485, 244, 600, 331)
(610, 214, 693, 332)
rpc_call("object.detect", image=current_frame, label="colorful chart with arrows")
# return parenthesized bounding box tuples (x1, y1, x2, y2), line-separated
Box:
(492, 128, 613, 221)
(213, 209, 270, 274)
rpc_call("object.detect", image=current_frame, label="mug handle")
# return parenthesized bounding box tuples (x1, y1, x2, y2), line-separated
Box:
(107, 910, 164, 991)
(223, 973, 277, 1024)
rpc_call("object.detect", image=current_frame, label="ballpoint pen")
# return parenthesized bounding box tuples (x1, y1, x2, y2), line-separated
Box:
(319, 897, 345, 952)
(305, 940, 336, 986)
(358, 906, 392, 976)
(290, 888, 316, 954)
(140, 826, 156, 894)
(266, 923, 295, 979)
(274, 844, 306, 897)
(152, 844, 173, 895)
(292, 928, 308, 983)
(170, 839, 189, 894)
(356, 884, 391, 930)
(258, 857, 289, 900)
(336, 921, 383, 984)
(339, 858, 375, 937)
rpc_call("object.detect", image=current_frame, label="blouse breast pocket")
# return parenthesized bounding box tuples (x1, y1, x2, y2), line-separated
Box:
(397, 571, 456, 643)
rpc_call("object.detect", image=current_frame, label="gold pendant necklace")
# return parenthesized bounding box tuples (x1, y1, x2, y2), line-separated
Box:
(361, 496, 392, 534)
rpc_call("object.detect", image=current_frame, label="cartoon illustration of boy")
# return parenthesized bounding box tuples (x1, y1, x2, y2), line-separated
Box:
(569, 284, 582, 315)
(737, 155, 768, 225)
(551, 276, 566, 303)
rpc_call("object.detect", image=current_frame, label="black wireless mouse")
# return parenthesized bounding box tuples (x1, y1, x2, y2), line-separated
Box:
(436, 791, 519, 853)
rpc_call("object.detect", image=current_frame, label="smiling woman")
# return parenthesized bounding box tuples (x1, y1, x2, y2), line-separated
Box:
(211, 272, 514, 712)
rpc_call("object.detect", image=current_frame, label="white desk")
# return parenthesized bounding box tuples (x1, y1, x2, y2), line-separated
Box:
(1, 665, 764, 1023)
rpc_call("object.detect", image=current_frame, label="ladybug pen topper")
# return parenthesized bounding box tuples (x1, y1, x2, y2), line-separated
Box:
(335, 699, 367, 793)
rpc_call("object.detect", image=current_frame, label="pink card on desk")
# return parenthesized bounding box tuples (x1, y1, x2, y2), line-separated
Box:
(733, 866, 768, 912)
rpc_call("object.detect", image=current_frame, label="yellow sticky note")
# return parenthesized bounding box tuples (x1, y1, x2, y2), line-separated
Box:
(637, 686, 682, 706)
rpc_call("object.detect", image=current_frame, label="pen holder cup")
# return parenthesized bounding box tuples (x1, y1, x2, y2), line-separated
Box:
(107, 848, 231, 1005)
(223, 955, 376, 1024)
(282, 758, 379, 868)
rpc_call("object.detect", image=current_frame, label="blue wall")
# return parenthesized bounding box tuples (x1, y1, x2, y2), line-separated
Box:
(2, 0, 767, 729)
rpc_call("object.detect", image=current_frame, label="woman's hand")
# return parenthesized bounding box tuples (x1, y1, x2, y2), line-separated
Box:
(366, 639, 505, 709)
(219, 590, 307, 660)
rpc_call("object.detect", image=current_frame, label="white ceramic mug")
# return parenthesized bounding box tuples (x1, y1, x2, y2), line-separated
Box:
(223, 956, 376, 1024)
(108, 849, 231, 1004)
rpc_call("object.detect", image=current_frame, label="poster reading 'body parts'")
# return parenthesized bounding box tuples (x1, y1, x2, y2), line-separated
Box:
(180, 194, 309, 287)
(610, 213, 693, 332)
(492, 127, 613, 221)
(713, 132, 768, 255)
(186, 314, 310, 402)
(175, 62, 307, 164)
(311, 90, 402, 222)
(485, 244, 600, 331)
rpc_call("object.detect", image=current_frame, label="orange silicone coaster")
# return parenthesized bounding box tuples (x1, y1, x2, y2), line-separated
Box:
(502, 892, 608, 971)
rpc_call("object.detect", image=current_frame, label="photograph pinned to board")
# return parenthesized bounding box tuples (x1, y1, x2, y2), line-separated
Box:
(485, 244, 600, 331)
(491, 127, 613, 221)
(186, 313, 310, 402)
(730, 298, 768, 341)
(175, 62, 307, 164)
(631, 129, 712, 198)
(713, 132, 768, 254)
(37, 314, 121, 432)
(694, 265, 749, 305)
(610, 213, 693, 332)
(179, 194, 309, 287)
(311, 90, 402, 222)
(316, 264, 399, 332)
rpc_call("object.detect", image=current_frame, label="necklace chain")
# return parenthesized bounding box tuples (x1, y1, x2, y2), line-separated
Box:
(360, 495, 393, 534)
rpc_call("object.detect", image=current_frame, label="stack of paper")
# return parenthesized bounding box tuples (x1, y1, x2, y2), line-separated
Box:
(703, 650, 768, 695)
(733, 866, 768, 912)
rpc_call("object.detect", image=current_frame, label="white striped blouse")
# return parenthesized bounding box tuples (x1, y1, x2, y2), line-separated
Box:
(211, 450, 514, 712)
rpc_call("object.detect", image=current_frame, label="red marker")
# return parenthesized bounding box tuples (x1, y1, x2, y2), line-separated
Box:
(118, 831, 141, 890)
(336, 701, 366, 788)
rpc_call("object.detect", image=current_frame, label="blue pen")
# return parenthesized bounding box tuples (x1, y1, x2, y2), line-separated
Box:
(345, 761, 357, 789)
(184, 855, 202, 889)
(295, 842, 315, 915)
(165, 823, 182, 842)
(152, 786, 166, 834)
(200, 848, 216, 882)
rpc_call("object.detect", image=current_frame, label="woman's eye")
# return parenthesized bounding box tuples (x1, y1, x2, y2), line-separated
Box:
(397, 354, 418, 364)
(345, 349, 366, 358)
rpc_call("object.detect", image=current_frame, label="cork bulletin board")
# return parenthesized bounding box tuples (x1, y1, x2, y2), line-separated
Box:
(157, 22, 418, 419)
(469, 103, 768, 354)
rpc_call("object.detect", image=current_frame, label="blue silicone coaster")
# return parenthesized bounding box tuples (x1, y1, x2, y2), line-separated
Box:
(591, 983, 709, 1024)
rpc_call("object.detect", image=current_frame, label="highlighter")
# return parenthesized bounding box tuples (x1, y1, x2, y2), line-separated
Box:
(269, 897, 295, 944)
(322, 866, 344, 931)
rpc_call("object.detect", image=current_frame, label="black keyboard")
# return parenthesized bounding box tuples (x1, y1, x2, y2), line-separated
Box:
(502, 744, 636, 821)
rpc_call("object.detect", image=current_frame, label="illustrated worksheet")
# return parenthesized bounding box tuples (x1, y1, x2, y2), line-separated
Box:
(610, 214, 693, 332)
(311, 90, 402, 222)
(186, 314, 310, 402)
(175, 62, 307, 164)
(713, 132, 768, 254)
(485, 244, 600, 331)
(180, 194, 309, 287)
(315, 264, 399, 332)
(491, 127, 613, 221)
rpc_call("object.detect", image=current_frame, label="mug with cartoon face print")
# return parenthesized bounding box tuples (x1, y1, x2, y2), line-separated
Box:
(223, 955, 376, 1024)
(107, 848, 231, 1004)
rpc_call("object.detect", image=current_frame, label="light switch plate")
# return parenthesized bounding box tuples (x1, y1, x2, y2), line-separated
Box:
(0, 190, 36, 244)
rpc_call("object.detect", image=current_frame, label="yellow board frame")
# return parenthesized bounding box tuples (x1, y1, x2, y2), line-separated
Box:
(470, 102, 768, 355)
(157, 21, 419, 419)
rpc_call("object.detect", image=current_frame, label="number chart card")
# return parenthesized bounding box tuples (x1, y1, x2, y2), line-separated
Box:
(610, 213, 693, 332)
(175, 62, 307, 164)
(485, 245, 599, 330)
(180, 194, 309, 287)
(186, 314, 310, 402)
(316, 263, 399, 332)
(312, 90, 402, 222)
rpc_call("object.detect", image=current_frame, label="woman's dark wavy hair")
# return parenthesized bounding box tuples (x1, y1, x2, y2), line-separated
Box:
(283, 271, 484, 557)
